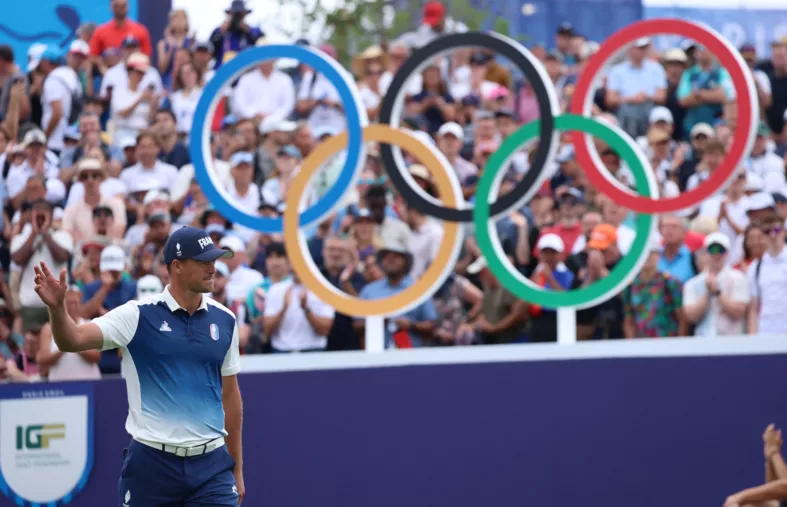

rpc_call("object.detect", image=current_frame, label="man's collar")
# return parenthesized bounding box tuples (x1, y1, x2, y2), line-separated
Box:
(162, 285, 209, 313)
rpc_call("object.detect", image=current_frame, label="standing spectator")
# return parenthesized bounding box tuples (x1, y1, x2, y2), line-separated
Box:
(379, 43, 422, 97)
(37, 286, 101, 381)
(661, 48, 689, 141)
(232, 58, 295, 123)
(166, 62, 203, 137)
(748, 213, 787, 335)
(109, 53, 158, 142)
(411, 64, 456, 134)
(733, 223, 767, 274)
(683, 233, 749, 337)
(758, 38, 787, 136)
(30, 46, 81, 155)
(356, 237, 439, 348)
(156, 9, 195, 89)
(263, 273, 334, 353)
(749, 122, 785, 180)
(89, 0, 152, 57)
(295, 61, 346, 135)
(209, 0, 263, 68)
(99, 37, 163, 102)
(622, 242, 684, 338)
(677, 44, 733, 137)
(605, 37, 667, 138)
(10, 199, 72, 332)
(62, 158, 126, 242)
(395, 1, 453, 50)
(403, 202, 442, 279)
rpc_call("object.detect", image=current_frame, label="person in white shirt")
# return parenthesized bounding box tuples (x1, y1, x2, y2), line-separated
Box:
(119, 131, 179, 194)
(169, 61, 203, 135)
(37, 285, 101, 381)
(217, 235, 264, 306)
(686, 138, 726, 191)
(260, 144, 311, 208)
(231, 60, 295, 123)
(403, 197, 443, 280)
(683, 232, 750, 337)
(226, 151, 259, 213)
(110, 53, 159, 142)
(379, 43, 422, 97)
(5, 129, 65, 207)
(30, 46, 82, 153)
(10, 199, 74, 332)
(749, 123, 784, 179)
(263, 275, 334, 353)
(99, 37, 164, 101)
(747, 212, 787, 335)
(295, 66, 347, 135)
(697, 170, 749, 249)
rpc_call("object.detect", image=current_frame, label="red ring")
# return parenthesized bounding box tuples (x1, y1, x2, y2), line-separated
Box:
(569, 19, 757, 213)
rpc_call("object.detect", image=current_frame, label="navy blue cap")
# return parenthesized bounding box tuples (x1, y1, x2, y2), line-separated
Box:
(163, 226, 234, 264)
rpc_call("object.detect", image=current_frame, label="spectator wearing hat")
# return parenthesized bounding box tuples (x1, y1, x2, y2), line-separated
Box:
(677, 44, 733, 137)
(232, 53, 295, 125)
(63, 158, 126, 242)
(256, 117, 296, 185)
(636, 106, 675, 157)
(748, 212, 787, 335)
(120, 131, 179, 196)
(89, 0, 152, 57)
(66, 40, 92, 95)
(10, 199, 73, 332)
(136, 274, 163, 302)
(209, 0, 263, 68)
(729, 192, 777, 266)
(645, 127, 682, 199)
(574, 224, 625, 340)
(153, 109, 190, 169)
(99, 37, 163, 103)
(660, 48, 689, 141)
(5, 129, 65, 208)
(436, 121, 477, 191)
(124, 189, 171, 248)
(395, 1, 453, 51)
(355, 236, 438, 348)
(683, 232, 749, 337)
(675, 122, 715, 190)
(605, 37, 666, 138)
(81, 244, 136, 318)
(131, 211, 172, 277)
(37, 285, 101, 381)
(218, 235, 264, 308)
(207, 261, 230, 307)
(525, 233, 575, 342)
(686, 138, 727, 192)
(260, 145, 307, 209)
(379, 43, 423, 98)
(622, 240, 685, 338)
(109, 53, 160, 142)
(226, 151, 260, 214)
(72, 236, 109, 289)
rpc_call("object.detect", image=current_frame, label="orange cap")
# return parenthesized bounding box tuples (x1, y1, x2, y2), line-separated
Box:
(587, 224, 618, 250)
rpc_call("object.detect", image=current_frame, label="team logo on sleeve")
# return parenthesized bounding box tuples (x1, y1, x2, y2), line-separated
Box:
(209, 324, 219, 341)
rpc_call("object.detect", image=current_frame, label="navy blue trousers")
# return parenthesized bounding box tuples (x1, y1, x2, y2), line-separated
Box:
(118, 439, 238, 506)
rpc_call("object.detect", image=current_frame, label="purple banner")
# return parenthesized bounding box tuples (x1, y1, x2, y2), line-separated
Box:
(1, 353, 785, 506)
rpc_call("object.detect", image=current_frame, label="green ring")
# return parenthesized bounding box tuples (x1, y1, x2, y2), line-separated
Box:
(472, 113, 657, 310)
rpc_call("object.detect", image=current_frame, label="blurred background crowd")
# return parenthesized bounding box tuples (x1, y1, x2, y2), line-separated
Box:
(2, 0, 787, 383)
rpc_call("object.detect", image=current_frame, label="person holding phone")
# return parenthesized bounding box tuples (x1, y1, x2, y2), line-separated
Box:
(157, 9, 194, 89)
(110, 53, 159, 141)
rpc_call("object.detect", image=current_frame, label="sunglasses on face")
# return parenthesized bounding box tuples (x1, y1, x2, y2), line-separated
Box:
(80, 171, 102, 181)
(93, 210, 112, 218)
(707, 244, 727, 255)
(762, 226, 784, 236)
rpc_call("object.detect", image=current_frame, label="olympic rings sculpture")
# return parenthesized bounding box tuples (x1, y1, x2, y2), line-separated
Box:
(189, 19, 758, 316)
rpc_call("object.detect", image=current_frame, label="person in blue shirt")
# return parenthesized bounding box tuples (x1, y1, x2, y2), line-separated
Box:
(355, 237, 438, 348)
(209, 0, 263, 69)
(33, 226, 246, 505)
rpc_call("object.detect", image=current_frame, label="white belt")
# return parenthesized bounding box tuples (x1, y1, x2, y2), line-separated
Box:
(135, 437, 225, 457)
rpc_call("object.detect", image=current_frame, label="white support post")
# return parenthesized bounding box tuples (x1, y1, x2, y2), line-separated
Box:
(557, 308, 577, 345)
(365, 316, 385, 352)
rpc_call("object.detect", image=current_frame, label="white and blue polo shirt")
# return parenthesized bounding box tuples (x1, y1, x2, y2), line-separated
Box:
(94, 286, 240, 447)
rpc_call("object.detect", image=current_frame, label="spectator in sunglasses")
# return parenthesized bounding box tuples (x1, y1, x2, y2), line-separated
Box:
(683, 232, 750, 337)
(748, 213, 787, 335)
(62, 158, 126, 242)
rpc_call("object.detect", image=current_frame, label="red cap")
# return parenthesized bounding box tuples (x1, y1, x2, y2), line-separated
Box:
(423, 2, 445, 27)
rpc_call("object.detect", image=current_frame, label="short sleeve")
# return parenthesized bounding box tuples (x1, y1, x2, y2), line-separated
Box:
(93, 301, 141, 350)
(221, 322, 241, 376)
(9, 225, 31, 254)
(308, 291, 335, 319)
(653, 62, 667, 89)
(676, 70, 692, 99)
(731, 271, 751, 304)
(419, 298, 439, 322)
(747, 261, 760, 299)
(52, 230, 74, 253)
(682, 277, 702, 307)
(607, 65, 623, 93)
(42, 76, 67, 106)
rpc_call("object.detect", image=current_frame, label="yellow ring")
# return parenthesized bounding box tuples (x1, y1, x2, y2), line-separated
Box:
(283, 124, 462, 317)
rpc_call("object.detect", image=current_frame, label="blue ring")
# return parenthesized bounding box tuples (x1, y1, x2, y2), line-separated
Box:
(189, 45, 366, 233)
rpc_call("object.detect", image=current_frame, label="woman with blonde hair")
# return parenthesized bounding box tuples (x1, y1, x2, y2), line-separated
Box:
(157, 9, 194, 90)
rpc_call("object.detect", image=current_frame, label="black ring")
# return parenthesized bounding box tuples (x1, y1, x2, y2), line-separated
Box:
(378, 32, 559, 222)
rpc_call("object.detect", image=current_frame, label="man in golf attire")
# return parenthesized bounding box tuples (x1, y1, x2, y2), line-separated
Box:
(33, 226, 245, 506)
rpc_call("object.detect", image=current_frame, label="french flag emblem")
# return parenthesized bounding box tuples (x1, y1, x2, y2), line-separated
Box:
(210, 324, 220, 341)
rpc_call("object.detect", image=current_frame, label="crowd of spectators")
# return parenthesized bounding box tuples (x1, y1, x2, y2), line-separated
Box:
(2, 0, 787, 382)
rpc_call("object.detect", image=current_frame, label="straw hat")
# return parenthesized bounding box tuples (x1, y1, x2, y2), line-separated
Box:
(351, 45, 388, 78)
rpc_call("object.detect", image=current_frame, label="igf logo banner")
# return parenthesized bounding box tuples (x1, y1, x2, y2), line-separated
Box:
(0, 384, 94, 506)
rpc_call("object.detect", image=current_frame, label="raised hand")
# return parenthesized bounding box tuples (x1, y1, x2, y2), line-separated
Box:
(33, 261, 67, 308)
